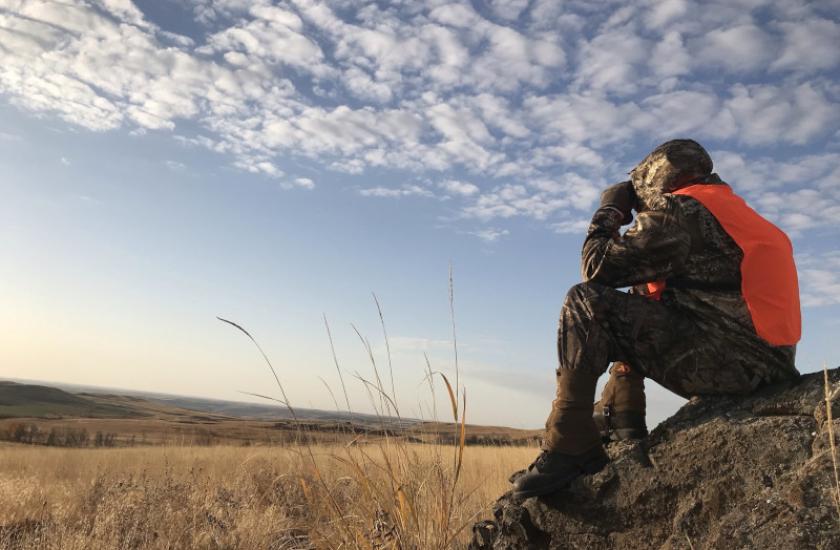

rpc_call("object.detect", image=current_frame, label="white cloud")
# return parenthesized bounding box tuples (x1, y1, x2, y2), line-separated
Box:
(469, 24, 565, 92)
(528, 0, 587, 33)
(650, 31, 691, 78)
(645, 0, 690, 29)
(94, 0, 150, 28)
(524, 94, 645, 146)
(439, 179, 479, 196)
(771, 18, 840, 73)
(60, 156, 71, 166)
(426, 102, 498, 169)
(694, 24, 776, 73)
(0, 0, 838, 252)
(201, 6, 326, 73)
(575, 27, 650, 94)
(429, 4, 483, 28)
(797, 252, 840, 307)
(711, 150, 840, 237)
(486, 0, 531, 21)
(293, 177, 315, 190)
(358, 184, 434, 198)
(722, 83, 838, 145)
(468, 228, 510, 242)
(341, 67, 394, 103)
(235, 158, 284, 178)
(551, 218, 590, 234)
(642, 90, 726, 138)
(470, 93, 530, 139)
(714, 150, 840, 192)
(462, 182, 586, 222)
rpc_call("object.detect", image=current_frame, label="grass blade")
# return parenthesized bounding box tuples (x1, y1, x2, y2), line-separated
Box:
(438, 372, 458, 423)
(373, 293, 397, 409)
(324, 314, 354, 416)
(217, 316, 296, 419)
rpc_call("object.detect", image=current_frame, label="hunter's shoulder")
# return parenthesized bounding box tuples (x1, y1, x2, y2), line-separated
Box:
(662, 177, 729, 217)
(636, 194, 691, 222)
(667, 193, 704, 215)
(657, 192, 723, 230)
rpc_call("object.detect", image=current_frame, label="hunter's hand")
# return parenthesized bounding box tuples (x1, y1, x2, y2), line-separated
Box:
(600, 180, 636, 225)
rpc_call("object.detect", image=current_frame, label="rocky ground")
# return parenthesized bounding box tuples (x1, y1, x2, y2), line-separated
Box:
(471, 368, 840, 549)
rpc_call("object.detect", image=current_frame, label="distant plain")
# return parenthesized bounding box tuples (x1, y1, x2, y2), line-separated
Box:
(0, 380, 540, 549)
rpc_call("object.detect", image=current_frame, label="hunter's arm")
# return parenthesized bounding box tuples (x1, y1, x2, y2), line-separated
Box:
(581, 205, 692, 288)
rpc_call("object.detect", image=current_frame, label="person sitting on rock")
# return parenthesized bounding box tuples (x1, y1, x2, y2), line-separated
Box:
(513, 139, 802, 499)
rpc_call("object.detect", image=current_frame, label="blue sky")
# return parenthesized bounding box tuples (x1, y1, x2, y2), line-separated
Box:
(1, 0, 839, 428)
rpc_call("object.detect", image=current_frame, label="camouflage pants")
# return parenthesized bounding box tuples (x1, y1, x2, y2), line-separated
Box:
(544, 282, 797, 452)
(556, 281, 797, 396)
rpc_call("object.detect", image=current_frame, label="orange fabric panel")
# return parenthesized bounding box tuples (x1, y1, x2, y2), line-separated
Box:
(646, 281, 665, 301)
(669, 184, 801, 346)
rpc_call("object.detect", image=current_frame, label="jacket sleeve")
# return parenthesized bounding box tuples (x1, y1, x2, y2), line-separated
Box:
(581, 205, 692, 288)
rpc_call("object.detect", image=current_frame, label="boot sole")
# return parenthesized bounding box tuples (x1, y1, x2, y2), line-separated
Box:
(512, 454, 609, 499)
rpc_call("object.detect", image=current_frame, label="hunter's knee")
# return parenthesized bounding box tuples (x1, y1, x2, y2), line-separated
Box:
(561, 282, 612, 318)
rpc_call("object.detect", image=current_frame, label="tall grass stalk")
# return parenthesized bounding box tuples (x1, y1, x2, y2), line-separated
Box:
(351, 323, 391, 417)
(324, 314, 353, 416)
(448, 262, 459, 418)
(373, 293, 397, 411)
(218, 317, 354, 546)
(217, 271, 474, 549)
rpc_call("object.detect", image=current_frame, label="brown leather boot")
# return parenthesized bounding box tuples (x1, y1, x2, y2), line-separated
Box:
(543, 368, 603, 453)
(593, 362, 648, 441)
(513, 369, 608, 498)
(512, 445, 609, 499)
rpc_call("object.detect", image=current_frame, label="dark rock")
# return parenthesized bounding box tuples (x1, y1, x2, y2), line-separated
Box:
(471, 368, 840, 549)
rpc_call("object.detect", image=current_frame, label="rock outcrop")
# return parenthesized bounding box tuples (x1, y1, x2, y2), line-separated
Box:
(471, 368, 840, 549)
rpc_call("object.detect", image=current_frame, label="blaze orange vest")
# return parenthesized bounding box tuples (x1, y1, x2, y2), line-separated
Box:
(646, 183, 801, 346)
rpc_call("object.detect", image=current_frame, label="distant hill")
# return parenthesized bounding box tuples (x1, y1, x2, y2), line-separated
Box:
(0, 381, 140, 419)
(139, 394, 402, 426)
(0, 379, 542, 447)
(7, 378, 403, 425)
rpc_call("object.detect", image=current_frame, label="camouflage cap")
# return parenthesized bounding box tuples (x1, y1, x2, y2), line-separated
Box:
(631, 139, 713, 211)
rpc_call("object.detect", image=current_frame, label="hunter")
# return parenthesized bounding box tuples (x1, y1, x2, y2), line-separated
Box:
(513, 139, 801, 498)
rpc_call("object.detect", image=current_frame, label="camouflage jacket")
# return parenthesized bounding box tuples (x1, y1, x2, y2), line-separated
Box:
(581, 176, 797, 375)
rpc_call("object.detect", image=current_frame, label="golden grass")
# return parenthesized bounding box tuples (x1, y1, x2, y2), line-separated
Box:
(206, 281, 499, 549)
(0, 443, 534, 549)
(1, 275, 540, 548)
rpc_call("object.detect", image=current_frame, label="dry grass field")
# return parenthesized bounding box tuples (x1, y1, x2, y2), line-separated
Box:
(0, 313, 543, 548)
(0, 442, 536, 549)
(0, 377, 541, 549)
